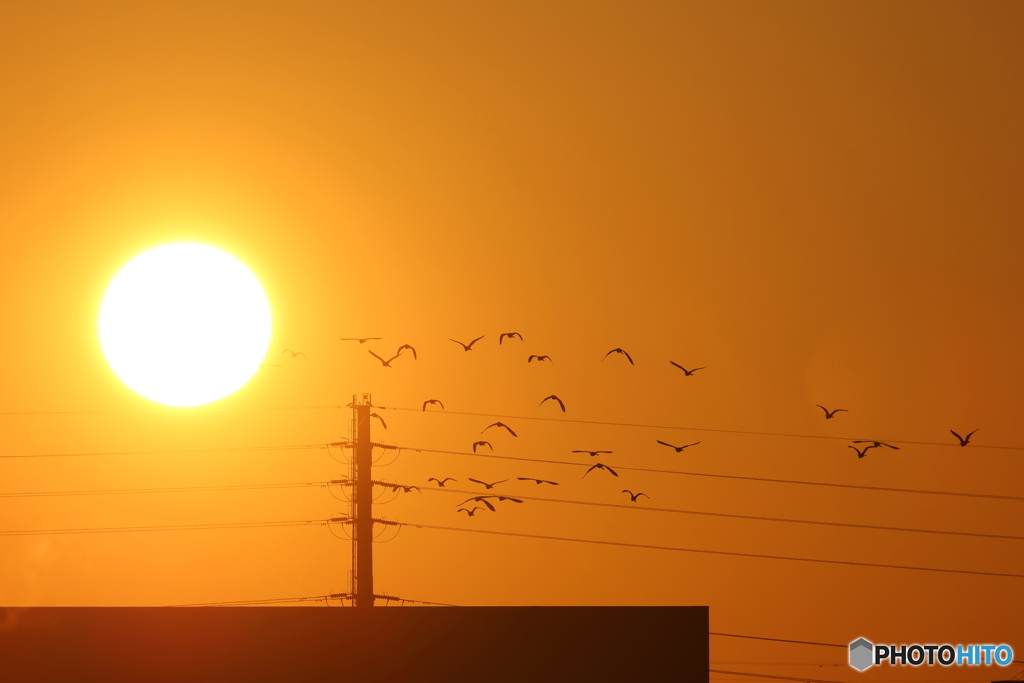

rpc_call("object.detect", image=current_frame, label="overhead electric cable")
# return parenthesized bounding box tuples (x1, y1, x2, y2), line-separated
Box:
(0, 444, 325, 459)
(173, 595, 338, 607)
(0, 481, 328, 499)
(708, 671, 841, 683)
(381, 444, 1024, 502)
(376, 405, 1024, 451)
(0, 519, 327, 537)
(0, 406, 341, 416)
(393, 483, 1024, 541)
(389, 521, 1024, 579)
(710, 633, 844, 648)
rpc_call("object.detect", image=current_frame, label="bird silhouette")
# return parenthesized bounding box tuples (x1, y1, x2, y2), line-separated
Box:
(950, 429, 979, 447)
(481, 422, 518, 437)
(428, 477, 457, 487)
(259, 364, 281, 368)
(848, 445, 872, 459)
(669, 361, 705, 376)
(339, 338, 381, 344)
(817, 405, 848, 419)
(396, 344, 417, 360)
(387, 484, 419, 494)
(459, 496, 497, 511)
(622, 490, 649, 502)
(583, 463, 618, 478)
(450, 336, 485, 351)
(281, 349, 306, 358)
(472, 441, 493, 453)
(603, 348, 634, 365)
(368, 350, 402, 367)
(656, 440, 700, 453)
(422, 399, 444, 411)
(527, 355, 553, 364)
(457, 507, 486, 517)
(369, 413, 387, 430)
(468, 478, 507, 490)
(517, 477, 559, 485)
(572, 450, 612, 457)
(853, 440, 899, 450)
(499, 332, 524, 344)
(539, 395, 566, 412)
(494, 496, 524, 503)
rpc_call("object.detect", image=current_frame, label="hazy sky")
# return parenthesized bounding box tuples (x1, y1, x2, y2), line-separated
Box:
(1, 2, 1022, 680)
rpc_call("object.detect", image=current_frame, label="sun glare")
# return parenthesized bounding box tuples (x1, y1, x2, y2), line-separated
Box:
(99, 243, 272, 407)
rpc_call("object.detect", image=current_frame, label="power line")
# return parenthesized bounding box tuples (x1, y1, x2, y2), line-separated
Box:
(0, 519, 327, 537)
(709, 671, 841, 683)
(0, 406, 341, 416)
(384, 444, 1024, 502)
(371, 593, 458, 606)
(0, 444, 325, 459)
(173, 594, 340, 607)
(711, 633, 844, 648)
(175, 592, 456, 607)
(393, 483, 1024, 541)
(389, 520, 1024, 579)
(376, 405, 1024, 451)
(0, 481, 328, 499)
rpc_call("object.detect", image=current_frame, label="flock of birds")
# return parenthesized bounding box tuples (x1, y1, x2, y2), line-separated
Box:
(276, 333, 982, 516)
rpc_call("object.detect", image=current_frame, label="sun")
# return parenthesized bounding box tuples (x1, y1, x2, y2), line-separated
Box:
(99, 243, 272, 407)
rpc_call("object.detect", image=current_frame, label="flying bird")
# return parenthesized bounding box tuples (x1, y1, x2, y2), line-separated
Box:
(481, 422, 518, 437)
(622, 490, 649, 502)
(603, 348, 634, 365)
(656, 440, 700, 453)
(494, 496, 524, 503)
(428, 477, 457, 487)
(527, 355, 553, 364)
(396, 344, 418, 360)
(422, 399, 444, 411)
(848, 445, 872, 459)
(539, 395, 566, 412)
(368, 350, 403, 367)
(281, 349, 306, 358)
(583, 463, 619, 478)
(572, 450, 612, 457)
(950, 429, 979, 447)
(853, 440, 900, 450)
(517, 477, 559, 485)
(468, 478, 507, 490)
(499, 332, 524, 344)
(472, 441, 493, 453)
(388, 484, 419, 494)
(460, 497, 497, 511)
(817, 405, 848, 419)
(450, 336, 485, 351)
(669, 362, 706, 376)
(369, 412, 387, 430)
(457, 507, 486, 517)
(339, 338, 381, 344)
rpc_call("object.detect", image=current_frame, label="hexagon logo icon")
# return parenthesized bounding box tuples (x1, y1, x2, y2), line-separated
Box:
(849, 638, 874, 671)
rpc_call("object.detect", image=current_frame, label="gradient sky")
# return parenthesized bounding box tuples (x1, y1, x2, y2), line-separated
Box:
(1, 2, 1022, 681)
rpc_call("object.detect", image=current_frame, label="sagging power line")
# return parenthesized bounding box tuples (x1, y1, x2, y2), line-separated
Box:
(0, 444, 324, 460)
(0, 481, 328, 499)
(378, 444, 1024, 502)
(375, 405, 1024, 452)
(376, 520, 1024, 579)
(380, 482, 1024, 542)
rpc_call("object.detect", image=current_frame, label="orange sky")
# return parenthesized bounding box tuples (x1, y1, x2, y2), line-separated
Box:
(1, 2, 1022, 680)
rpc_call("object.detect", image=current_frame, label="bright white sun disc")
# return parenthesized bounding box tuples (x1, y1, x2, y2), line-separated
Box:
(99, 243, 272, 407)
